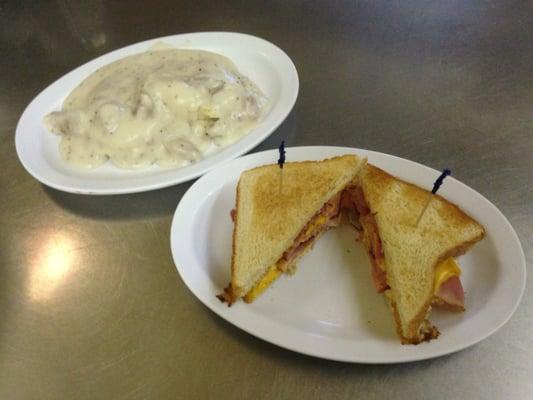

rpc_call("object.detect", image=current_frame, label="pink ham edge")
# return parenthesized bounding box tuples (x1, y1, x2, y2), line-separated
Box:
(282, 213, 340, 264)
(371, 260, 389, 293)
(434, 275, 465, 309)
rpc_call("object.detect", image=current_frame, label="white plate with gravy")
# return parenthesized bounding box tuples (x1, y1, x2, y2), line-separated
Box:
(15, 32, 298, 194)
(170, 146, 526, 363)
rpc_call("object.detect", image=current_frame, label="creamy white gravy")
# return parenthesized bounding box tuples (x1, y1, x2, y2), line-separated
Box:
(44, 46, 269, 169)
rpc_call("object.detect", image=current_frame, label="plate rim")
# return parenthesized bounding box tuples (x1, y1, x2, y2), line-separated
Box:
(170, 145, 527, 363)
(15, 31, 299, 195)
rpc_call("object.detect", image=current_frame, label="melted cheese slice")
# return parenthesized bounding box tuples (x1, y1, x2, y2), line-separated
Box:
(243, 263, 282, 303)
(244, 245, 462, 303)
(434, 258, 461, 292)
(300, 213, 328, 240)
(243, 213, 334, 303)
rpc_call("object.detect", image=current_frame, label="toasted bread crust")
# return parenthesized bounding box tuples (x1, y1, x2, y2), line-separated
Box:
(386, 293, 440, 344)
(403, 216, 485, 341)
(361, 164, 485, 343)
(216, 176, 246, 304)
(220, 156, 486, 345)
(229, 178, 243, 300)
(229, 155, 363, 299)
(229, 188, 343, 304)
(241, 228, 327, 304)
(362, 165, 487, 231)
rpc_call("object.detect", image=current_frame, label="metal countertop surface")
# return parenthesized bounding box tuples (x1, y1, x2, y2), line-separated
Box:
(1, 1, 531, 399)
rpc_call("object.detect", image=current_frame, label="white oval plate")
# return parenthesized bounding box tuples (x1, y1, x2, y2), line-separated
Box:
(170, 146, 526, 363)
(15, 32, 298, 195)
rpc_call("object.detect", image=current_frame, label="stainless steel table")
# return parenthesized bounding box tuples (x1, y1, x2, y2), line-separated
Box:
(1, 1, 532, 399)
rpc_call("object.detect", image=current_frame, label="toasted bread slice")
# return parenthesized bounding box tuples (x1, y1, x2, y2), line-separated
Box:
(359, 165, 485, 343)
(227, 155, 365, 302)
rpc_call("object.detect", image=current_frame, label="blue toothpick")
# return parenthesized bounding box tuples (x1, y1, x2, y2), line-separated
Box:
(278, 141, 286, 168)
(278, 141, 285, 193)
(416, 169, 452, 226)
(431, 168, 451, 194)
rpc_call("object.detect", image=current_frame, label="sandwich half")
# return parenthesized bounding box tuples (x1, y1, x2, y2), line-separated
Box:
(217, 155, 366, 305)
(346, 164, 485, 344)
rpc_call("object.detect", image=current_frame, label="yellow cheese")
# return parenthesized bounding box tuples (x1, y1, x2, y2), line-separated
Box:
(245, 254, 461, 304)
(243, 213, 333, 303)
(244, 215, 329, 303)
(244, 214, 329, 303)
(434, 258, 461, 292)
(300, 213, 328, 240)
(243, 263, 282, 303)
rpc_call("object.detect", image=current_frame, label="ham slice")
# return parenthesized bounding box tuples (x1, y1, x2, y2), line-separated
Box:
(363, 214, 389, 292)
(370, 257, 389, 292)
(344, 184, 465, 308)
(282, 237, 315, 266)
(350, 185, 370, 216)
(434, 276, 465, 310)
(279, 192, 342, 270)
(343, 185, 389, 293)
